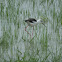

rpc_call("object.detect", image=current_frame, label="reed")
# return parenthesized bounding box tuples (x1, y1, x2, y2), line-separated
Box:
(0, 0, 62, 62)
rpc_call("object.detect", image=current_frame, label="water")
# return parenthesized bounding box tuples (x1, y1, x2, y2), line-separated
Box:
(0, 0, 62, 62)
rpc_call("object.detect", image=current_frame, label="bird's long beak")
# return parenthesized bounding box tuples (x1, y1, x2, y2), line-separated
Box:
(42, 22, 46, 27)
(40, 20, 46, 27)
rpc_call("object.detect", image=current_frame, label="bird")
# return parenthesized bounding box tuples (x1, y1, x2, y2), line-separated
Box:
(25, 18, 46, 37)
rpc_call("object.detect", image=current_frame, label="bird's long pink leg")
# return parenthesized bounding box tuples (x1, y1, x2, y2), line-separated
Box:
(25, 25, 31, 37)
(32, 27, 34, 37)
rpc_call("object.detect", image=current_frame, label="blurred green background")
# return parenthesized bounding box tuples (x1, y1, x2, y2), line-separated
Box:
(0, 0, 62, 62)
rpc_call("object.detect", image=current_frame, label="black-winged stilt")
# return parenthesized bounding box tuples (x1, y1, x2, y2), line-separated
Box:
(25, 18, 46, 37)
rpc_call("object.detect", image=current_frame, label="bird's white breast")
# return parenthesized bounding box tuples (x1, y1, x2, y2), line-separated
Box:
(27, 21, 37, 27)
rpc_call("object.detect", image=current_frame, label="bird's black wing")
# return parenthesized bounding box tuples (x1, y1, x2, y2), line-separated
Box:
(28, 18, 37, 23)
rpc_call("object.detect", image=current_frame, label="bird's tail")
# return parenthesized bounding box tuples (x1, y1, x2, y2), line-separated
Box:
(25, 20, 28, 22)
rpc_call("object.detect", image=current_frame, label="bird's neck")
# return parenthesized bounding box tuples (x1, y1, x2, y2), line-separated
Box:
(37, 19, 41, 23)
